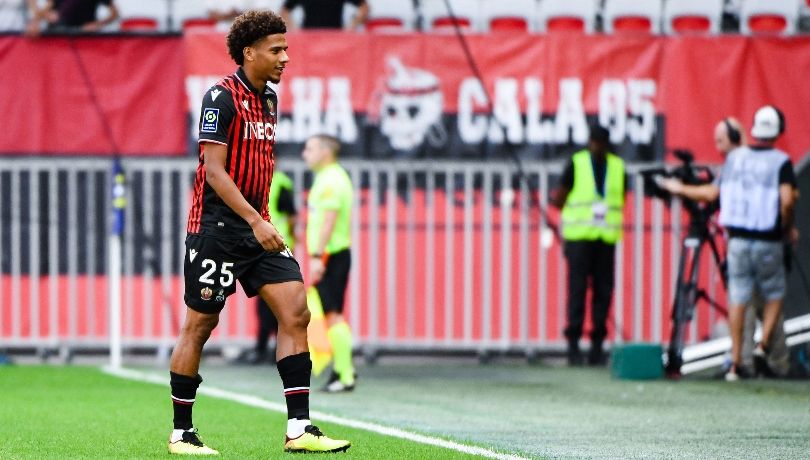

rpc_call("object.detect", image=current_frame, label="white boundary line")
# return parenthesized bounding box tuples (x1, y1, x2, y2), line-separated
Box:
(103, 367, 531, 460)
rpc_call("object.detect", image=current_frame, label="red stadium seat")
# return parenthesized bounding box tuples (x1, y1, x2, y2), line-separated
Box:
(748, 15, 788, 33)
(367, 0, 416, 31)
(613, 16, 653, 33)
(547, 17, 586, 32)
(432, 16, 472, 31)
(182, 17, 217, 32)
(604, 0, 663, 34)
(740, 0, 800, 35)
(671, 16, 711, 33)
(421, 0, 479, 32)
(365, 17, 406, 32)
(538, 0, 595, 34)
(482, 0, 537, 32)
(120, 17, 158, 32)
(489, 17, 529, 32)
(663, 0, 722, 34)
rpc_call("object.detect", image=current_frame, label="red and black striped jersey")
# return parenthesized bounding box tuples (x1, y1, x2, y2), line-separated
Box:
(187, 67, 279, 235)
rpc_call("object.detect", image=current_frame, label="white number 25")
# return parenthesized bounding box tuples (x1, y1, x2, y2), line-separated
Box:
(199, 259, 234, 287)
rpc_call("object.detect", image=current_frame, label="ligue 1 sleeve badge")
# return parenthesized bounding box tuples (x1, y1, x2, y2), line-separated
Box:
(200, 287, 213, 301)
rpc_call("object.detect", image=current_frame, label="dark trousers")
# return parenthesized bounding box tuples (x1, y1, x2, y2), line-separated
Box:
(564, 240, 616, 346)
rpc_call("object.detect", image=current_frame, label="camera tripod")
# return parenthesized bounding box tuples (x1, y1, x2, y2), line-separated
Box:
(665, 200, 727, 378)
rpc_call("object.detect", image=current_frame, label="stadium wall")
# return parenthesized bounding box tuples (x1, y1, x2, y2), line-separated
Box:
(2, 33, 810, 163)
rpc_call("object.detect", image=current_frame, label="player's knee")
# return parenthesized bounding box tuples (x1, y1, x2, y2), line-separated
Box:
(183, 314, 219, 341)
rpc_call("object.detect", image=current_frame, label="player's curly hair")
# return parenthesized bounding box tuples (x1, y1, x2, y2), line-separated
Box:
(227, 10, 287, 66)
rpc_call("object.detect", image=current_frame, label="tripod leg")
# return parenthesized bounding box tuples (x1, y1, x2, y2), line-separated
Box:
(666, 237, 704, 377)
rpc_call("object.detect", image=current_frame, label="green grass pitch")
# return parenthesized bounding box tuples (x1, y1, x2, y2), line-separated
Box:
(2, 362, 809, 459)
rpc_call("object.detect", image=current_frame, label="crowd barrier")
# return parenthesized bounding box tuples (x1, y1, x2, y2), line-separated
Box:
(0, 157, 731, 359)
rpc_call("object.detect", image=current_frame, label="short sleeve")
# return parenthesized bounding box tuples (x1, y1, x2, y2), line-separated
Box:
(559, 159, 575, 190)
(277, 186, 297, 215)
(316, 185, 342, 210)
(778, 160, 796, 187)
(198, 85, 236, 145)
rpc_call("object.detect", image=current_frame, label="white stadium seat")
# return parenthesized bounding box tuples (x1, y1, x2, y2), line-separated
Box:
(420, 0, 481, 32)
(116, 0, 167, 30)
(537, 0, 598, 33)
(480, 0, 537, 32)
(740, 0, 801, 35)
(603, 0, 663, 34)
(365, 0, 417, 32)
(663, 0, 723, 34)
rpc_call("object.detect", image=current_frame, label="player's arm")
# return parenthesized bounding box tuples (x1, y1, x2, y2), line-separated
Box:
(659, 179, 719, 202)
(203, 144, 285, 252)
(279, 0, 297, 31)
(82, 0, 119, 31)
(347, 0, 368, 30)
(779, 161, 797, 240)
(550, 160, 574, 209)
(309, 210, 337, 285)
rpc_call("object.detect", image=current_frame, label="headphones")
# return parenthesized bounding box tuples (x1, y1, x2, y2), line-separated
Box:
(771, 105, 786, 135)
(723, 118, 741, 145)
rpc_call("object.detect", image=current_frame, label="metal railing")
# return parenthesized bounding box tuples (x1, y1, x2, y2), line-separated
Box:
(0, 157, 726, 358)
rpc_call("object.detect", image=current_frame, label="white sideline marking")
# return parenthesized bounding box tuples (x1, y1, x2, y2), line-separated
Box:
(103, 367, 530, 460)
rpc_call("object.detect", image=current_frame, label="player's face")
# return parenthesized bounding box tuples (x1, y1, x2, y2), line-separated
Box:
(250, 34, 289, 84)
(713, 122, 733, 155)
(302, 138, 328, 170)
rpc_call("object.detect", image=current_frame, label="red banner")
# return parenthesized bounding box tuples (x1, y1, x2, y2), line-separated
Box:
(0, 36, 187, 156)
(185, 32, 810, 163)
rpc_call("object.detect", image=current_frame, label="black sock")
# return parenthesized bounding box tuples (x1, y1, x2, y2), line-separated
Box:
(170, 372, 202, 430)
(277, 352, 311, 420)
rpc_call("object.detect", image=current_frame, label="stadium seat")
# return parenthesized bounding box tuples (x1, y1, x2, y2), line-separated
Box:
(603, 0, 663, 34)
(537, 0, 597, 33)
(182, 17, 217, 31)
(116, 0, 166, 30)
(172, 0, 207, 31)
(481, 0, 537, 32)
(119, 17, 159, 31)
(663, 0, 723, 34)
(365, 0, 416, 32)
(420, 0, 480, 32)
(740, 0, 801, 35)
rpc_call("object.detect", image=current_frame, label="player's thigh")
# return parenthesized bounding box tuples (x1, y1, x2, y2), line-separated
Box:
(258, 280, 307, 327)
(184, 234, 243, 314)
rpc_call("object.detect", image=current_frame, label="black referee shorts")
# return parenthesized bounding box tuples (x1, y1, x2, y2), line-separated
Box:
(184, 233, 303, 314)
(316, 249, 351, 314)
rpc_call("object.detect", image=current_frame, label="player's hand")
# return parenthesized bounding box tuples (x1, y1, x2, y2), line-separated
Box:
(789, 226, 799, 246)
(658, 177, 684, 195)
(251, 220, 286, 252)
(309, 256, 325, 285)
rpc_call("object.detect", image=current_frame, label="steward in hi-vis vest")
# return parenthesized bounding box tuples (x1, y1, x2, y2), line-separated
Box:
(552, 125, 627, 367)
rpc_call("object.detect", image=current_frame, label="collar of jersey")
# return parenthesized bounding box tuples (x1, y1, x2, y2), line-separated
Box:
(235, 67, 261, 95)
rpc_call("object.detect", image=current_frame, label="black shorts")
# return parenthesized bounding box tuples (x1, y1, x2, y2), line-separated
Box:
(184, 232, 303, 314)
(316, 249, 351, 314)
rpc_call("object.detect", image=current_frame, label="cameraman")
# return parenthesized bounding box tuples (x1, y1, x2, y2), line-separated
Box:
(715, 117, 791, 377)
(662, 106, 798, 381)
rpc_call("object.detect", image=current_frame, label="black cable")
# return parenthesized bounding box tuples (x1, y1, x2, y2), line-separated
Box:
(68, 37, 180, 335)
(439, 0, 561, 239)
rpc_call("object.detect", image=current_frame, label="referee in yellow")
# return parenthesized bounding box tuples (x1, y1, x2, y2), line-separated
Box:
(302, 134, 356, 392)
(552, 124, 626, 366)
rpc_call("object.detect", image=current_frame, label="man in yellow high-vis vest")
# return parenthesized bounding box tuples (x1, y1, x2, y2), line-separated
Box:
(553, 125, 627, 366)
